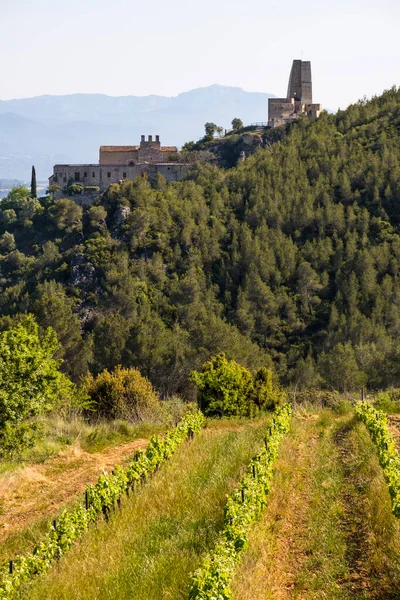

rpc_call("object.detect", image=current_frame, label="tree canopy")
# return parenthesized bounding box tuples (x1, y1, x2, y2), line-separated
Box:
(0, 87, 400, 394)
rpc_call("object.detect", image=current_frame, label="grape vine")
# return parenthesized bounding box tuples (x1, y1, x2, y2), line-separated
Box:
(355, 401, 400, 517)
(188, 403, 292, 600)
(0, 410, 205, 600)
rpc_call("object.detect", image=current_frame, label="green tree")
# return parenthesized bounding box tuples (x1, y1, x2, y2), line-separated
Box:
(0, 209, 17, 226)
(204, 122, 218, 138)
(30, 165, 37, 198)
(49, 198, 83, 233)
(88, 205, 107, 228)
(0, 231, 16, 253)
(0, 315, 74, 455)
(318, 342, 366, 392)
(190, 353, 254, 416)
(231, 118, 243, 131)
(6, 186, 30, 203)
(252, 367, 285, 410)
(34, 280, 92, 380)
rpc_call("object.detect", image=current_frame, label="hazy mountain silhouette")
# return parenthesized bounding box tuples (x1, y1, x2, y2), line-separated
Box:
(0, 85, 274, 181)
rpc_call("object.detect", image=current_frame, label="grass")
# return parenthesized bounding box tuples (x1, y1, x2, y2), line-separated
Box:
(231, 408, 400, 600)
(24, 417, 270, 600)
(0, 416, 167, 476)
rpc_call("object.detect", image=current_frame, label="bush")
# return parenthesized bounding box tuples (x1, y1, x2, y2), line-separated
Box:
(293, 388, 341, 408)
(66, 183, 84, 195)
(374, 388, 400, 413)
(84, 366, 162, 421)
(190, 353, 254, 417)
(0, 315, 75, 456)
(190, 355, 286, 417)
(252, 367, 286, 410)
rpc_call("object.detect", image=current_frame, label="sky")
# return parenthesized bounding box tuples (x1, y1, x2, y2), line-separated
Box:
(1, 0, 399, 111)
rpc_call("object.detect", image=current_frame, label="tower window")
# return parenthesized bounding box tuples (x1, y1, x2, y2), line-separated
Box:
(92, 172, 95, 178)
(107, 172, 111, 178)
(123, 172, 127, 178)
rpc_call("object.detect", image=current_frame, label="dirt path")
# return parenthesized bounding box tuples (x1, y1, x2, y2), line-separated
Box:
(333, 422, 374, 597)
(334, 419, 400, 600)
(0, 438, 148, 542)
(231, 416, 319, 600)
(232, 412, 400, 600)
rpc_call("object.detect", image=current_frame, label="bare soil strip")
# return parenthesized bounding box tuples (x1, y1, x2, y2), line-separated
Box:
(231, 416, 319, 600)
(233, 412, 400, 600)
(333, 422, 374, 597)
(334, 419, 400, 600)
(0, 438, 148, 542)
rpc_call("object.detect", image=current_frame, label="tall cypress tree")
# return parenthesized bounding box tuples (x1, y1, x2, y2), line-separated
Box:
(30, 165, 37, 198)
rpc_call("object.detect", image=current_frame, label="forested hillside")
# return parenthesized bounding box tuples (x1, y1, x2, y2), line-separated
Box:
(1, 87, 399, 395)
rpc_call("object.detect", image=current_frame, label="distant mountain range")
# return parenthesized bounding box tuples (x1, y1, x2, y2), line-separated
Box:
(0, 85, 274, 181)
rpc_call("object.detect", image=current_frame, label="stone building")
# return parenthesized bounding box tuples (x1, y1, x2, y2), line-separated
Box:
(268, 60, 322, 128)
(49, 135, 188, 194)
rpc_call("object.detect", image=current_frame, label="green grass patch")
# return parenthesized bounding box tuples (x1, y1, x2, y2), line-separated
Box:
(24, 418, 269, 599)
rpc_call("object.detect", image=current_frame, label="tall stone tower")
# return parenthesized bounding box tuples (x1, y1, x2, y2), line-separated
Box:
(286, 60, 312, 104)
(268, 59, 321, 128)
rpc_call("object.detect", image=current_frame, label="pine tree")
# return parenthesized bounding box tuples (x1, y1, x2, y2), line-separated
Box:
(30, 165, 37, 198)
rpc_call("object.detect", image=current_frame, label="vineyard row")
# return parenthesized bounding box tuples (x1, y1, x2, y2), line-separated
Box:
(0, 410, 205, 600)
(189, 403, 292, 600)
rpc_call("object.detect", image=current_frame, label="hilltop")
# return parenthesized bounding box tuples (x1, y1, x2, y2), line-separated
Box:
(0, 87, 399, 395)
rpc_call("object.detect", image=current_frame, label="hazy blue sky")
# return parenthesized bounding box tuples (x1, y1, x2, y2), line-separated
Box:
(1, 0, 399, 110)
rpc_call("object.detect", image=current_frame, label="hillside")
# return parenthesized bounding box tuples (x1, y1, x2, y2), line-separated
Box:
(0, 87, 399, 395)
(0, 85, 274, 181)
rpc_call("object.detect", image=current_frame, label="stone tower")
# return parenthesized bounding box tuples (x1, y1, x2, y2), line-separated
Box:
(287, 60, 312, 104)
(268, 59, 321, 128)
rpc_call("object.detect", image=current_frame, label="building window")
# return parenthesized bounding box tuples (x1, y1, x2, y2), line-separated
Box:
(53, 175, 58, 183)
(92, 172, 95, 178)
(63, 176, 67, 183)
(123, 172, 126, 178)
(84, 172, 87, 178)
(75, 172, 80, 181)
(107, 172, 111, 178)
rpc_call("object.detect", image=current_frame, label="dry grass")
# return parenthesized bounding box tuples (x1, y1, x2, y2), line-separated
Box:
(24, 418, 270, 600)
(232, 409, 400, 600)
(0, 437, 149, 555)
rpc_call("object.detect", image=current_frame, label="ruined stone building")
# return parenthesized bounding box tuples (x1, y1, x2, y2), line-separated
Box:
(49, 135, 188, 193)
(268, 60, 322, 128)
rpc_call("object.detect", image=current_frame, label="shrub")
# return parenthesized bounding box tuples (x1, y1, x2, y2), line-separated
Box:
(190, 353, 254, 417)
(252, 367, 286, 410)
(0, 315, 75, 456)
(374, 388, 400, 413)
(66, 183, 84, 195)
(84, 366, 162, 421)
(293, 388, 340, 408)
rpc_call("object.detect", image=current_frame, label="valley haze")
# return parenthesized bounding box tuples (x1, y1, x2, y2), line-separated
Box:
(0, 85, 274, 181)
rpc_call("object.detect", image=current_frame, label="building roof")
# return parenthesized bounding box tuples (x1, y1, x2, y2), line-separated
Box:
(100, 146, 140, 152)
(100, 145, 178, 153)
